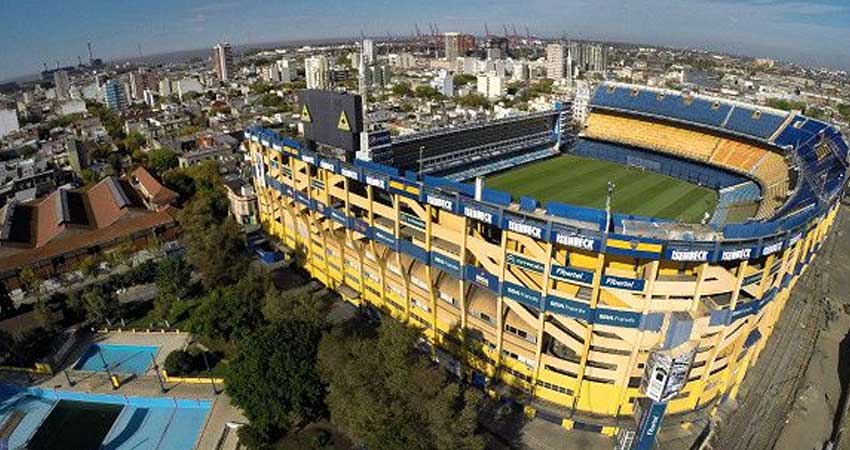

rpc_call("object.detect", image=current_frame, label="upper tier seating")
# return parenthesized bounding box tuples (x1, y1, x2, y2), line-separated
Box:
(585, 111, 790, 218)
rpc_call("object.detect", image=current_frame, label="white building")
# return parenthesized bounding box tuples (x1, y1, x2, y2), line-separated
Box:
(512, 61, 529, 81)
(0, 109, 19, 138)
(305, 55, 330, 90)
(362, 39, 376, 65)
(388, 53, 416, 69)
(572, 80, 591, 125)
(159, 78, 173, 97)
(431, 70, 454, 97)
(476, 72, 505, 99)
(58, 100, 87, 115)
(546, 44, 568, 81)
(53, 70, 70, 101)
(177, 77, 204, 100)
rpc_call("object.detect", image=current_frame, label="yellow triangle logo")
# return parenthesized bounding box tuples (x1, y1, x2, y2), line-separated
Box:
(300, 104, 311, 122)
(337, 111, 351, 131)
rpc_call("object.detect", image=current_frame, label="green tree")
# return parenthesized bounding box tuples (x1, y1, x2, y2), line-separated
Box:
(33, 298, 61, 331)
(227, 320, 325, 437)
(391, 81, 413, 97)
(456, 93, 490, 109)
(156, 255, 193, 300)
(164, 349, 197, 375)
(184, 218, 248, 289)
(121, 132, 146, 153)
(262, 286, 329, 328)
(190, 268, 266, 341)
(77, 256, 100, 278)
(79, 287, 115, 324)
(414, 85, 443, 100)
(452, 73, 477, 87)
(148, 147, 179, 175)
(18, 267, 42, 296)
(318, 320, 485, 450)
(80, 168, 100, 185)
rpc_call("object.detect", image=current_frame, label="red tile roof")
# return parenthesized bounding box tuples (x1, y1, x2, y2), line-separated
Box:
(132, 167, 177, 209)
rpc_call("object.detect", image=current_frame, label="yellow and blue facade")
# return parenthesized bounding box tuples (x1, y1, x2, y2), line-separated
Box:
(245, 125, 841, 433)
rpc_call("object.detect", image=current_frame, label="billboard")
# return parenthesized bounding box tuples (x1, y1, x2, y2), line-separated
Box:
(640, 347, 696, 403)
(298, 90, 363, 155)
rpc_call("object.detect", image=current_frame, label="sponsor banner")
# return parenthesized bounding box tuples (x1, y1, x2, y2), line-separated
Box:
(461, 201, 500, 226)
(319, 159, 339, 173)
(373, 228, 397, 249)
(399, 212, 425, 230)
(787, 232, 803, 247)
(633, 399, 667, 450)
(505, 253, 544, 273)
(340, 164, 361, 181)
(431, 252, 462, 277)
(294, 191, 310, 206)
(760, 240, 784, 257)
(300, 152, 317, 165)
(464, 266, 500, 293)
(504, 215, 547, 240)
(399, 239, 429, 263)
(601, 275, 646, 292)
(716, 246, 755, 262)
(742, 272, 763, 286)
(424, 191, 456, 213)
(351, 218, 371, 237)
(664, 245, 713, 262)
(730, 300, 759, 322)
(549, 264, 594, 284)
(365, 173, 387, 190)
(260, 138, 270, 147)
(593, 307, 642, 328)
(550, 227, 599, 251)
(545, 294, 591, 322)
(503, 282, 542, 309)
(326, 207, 350, 227)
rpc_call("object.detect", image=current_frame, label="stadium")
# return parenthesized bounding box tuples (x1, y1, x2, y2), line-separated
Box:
(245, 82, 848, 445)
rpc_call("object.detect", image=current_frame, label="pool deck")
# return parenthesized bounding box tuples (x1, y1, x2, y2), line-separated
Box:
(35, 331, 245, 450)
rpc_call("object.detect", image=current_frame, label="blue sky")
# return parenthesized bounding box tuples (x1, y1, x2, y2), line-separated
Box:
(2, 0, 850, 81)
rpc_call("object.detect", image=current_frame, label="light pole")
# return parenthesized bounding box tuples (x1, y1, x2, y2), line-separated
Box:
(201, 350, 218, 395)
(606, 181, 616, 233)
(419, 145, 425, 176)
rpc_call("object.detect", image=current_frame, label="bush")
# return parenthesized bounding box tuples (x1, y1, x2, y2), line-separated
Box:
(237, 425, 272, 450)
(164, 349, 196, 376)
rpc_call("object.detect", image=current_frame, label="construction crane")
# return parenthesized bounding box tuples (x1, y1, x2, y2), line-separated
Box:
(414, 23, 421, 40)
(525, 26, 531, 39)
(512, 24, 518, 38)
(502, 24, 509, 38)
(484, 23, 490, 38)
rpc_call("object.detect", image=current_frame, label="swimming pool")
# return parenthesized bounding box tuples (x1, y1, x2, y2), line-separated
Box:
(74, 344, 160, 375)
(0, 386, 212, 450)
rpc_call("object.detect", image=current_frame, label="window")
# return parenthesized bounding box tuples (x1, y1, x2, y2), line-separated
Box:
(536, 380, 574, 396)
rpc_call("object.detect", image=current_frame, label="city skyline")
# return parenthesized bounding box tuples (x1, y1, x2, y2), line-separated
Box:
(2, 0, 850, 81)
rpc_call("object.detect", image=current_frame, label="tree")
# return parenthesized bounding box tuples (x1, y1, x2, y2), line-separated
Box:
(190, 269, 267, 341)
(452, 74, 477, 87)
(318, 320, 485, 450)
(77, 256, 99, 278)
(121, 132, 146, 154)
(227, 320, 325, 437)
(456, 93, 490, 109)
(391, 82, 413, 97)
(18, 267, 42, 297)
(164, 349, 197, 375)
(80, 168, 100, 185)
(156, 255, 193, 300)
(79, 286, 115, 324)
(414, 85, 443, 100)
(262, 286, 329, 328)
(185, 218, 248, 289)
(148, 147, 179, 175)
(33, 298, 61, 331)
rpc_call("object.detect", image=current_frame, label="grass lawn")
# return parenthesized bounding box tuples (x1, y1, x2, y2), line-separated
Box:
(485, 154, 718, 223)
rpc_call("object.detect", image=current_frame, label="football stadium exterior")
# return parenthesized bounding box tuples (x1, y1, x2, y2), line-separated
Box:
(246, 83, 848, 443)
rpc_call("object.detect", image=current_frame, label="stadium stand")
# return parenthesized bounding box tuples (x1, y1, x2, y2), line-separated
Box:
(377, 111, 560, 173)
(584, 112, 719, 161)
(710, 181, 761, 225)
(592, 82, 790, 142)
(439, 147, 558, 181)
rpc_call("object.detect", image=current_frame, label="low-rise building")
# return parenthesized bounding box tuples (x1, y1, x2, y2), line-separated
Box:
(224, 179, 258, 226)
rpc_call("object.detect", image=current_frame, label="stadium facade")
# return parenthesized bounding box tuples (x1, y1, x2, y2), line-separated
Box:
(246, 83, 848, 445)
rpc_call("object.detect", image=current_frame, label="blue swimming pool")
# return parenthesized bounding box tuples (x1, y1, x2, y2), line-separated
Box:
(74, 344, 160, 375)
(0, 386, 212, 450)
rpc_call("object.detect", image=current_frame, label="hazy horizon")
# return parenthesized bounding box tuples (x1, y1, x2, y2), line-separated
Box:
(2, 0, 850, 82)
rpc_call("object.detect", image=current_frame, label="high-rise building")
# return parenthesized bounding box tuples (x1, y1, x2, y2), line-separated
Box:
(581, 44, 607, 73)
(546, 44, 567, 80)
(0, 108, 20, 138)
(103, 79, 128, 111)
(305, 55, 330, 90)
(212, 42, 233, 82)
(444, 32, 474, 59)
(54, 70, 70, 101)
(431, 70, 453, 97)
(159, 78, 173, 97)
(476, 72, 505, 99)
(572, 80, 591, 125)
(362, 39, 376, 65)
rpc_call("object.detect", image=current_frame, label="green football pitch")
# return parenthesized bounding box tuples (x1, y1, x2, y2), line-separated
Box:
(485, 154, 718, 223)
